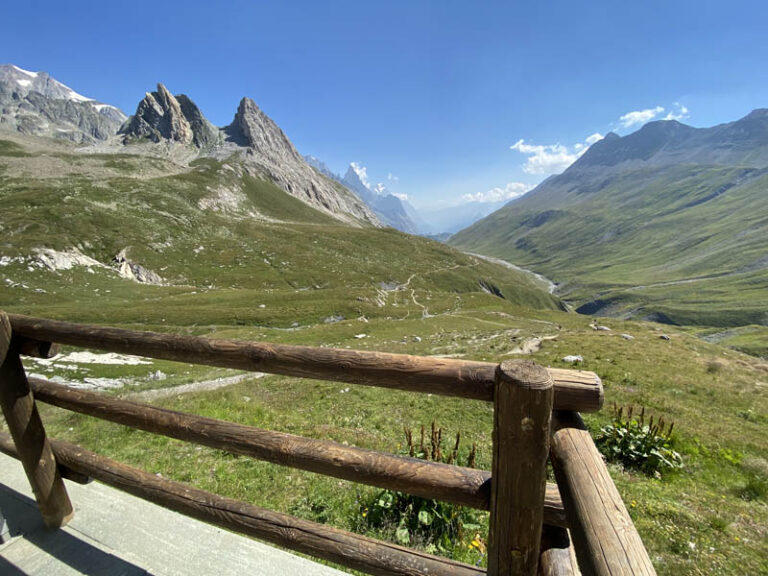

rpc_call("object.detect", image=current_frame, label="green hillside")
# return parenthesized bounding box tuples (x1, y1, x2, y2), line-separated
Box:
(0, 134, 562, 326)
(451, 117, 768, 342)
(1, 131, 767, 575)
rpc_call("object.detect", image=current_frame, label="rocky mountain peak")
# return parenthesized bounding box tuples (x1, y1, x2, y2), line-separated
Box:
(226, 97, 302, 165)
(0, 64, 127, 142)
(120, 83, 196, 144)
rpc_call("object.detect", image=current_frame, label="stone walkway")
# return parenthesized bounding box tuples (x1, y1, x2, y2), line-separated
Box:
(0, 452, 347, 575)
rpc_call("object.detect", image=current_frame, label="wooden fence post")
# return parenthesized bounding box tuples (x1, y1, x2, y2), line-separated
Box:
(0, 312, 73, 528)
(487, 360, 554, 576)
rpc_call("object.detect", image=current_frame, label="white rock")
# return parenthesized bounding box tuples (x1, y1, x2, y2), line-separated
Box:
(620, 333, 635, 340)
(354, 334, 367, 339)
(562, 355, 583, 364)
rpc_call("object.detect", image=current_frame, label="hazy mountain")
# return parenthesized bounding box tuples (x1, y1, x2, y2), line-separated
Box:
(451, 111, 768, 327)
(303, 155, 419, 233)
(416, 200, 511, 235)
(0, 64, 127, 142)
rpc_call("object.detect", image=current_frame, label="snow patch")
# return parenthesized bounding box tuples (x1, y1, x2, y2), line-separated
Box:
(16, 78, 31, 87)
(32, 351, 153, 366)
(12, 65, 38, 78)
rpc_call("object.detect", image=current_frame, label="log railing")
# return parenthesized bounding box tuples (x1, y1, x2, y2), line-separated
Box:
(0, 312, 655, 575)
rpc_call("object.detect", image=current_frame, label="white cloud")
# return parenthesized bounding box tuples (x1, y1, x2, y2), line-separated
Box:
(372, 182, 387, 195)
(619, 106, 665, 128)
(510, 131, 605, 176)
(585, 132, 604, 145)
(391, 192, 408, 201)
(510, 140, 579, 174)
(664, 103, 690, 122)
(350, 162, 370, 188)
(461, 182, 532, 204)
(387, 172, 399, 181)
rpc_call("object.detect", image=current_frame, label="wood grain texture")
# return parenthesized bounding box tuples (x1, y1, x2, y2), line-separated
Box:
(0, 430, 483, 576)
(8, 313, 603, 411)
(0, 313, 74, 528)
(550, 411, 656, 576)
(29, 375, 567, 527)
(488, 360, 554, 576)
(539, 526, 581, 576)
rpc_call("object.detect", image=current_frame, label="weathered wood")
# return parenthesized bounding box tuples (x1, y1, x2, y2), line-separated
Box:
(488, 360, 554, 576)
(8, 313, 603, 411)
(29, 375, 568, 527)
(0, 313, 73, 527)
(539, 526, 581, 576)
(0, 430, 483, 576)
(0, 429, 91, 484)
(17, 336, 60, 359)
(550, 411, 656, 575)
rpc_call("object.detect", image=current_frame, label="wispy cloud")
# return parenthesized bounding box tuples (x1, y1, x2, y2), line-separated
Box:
(387, 172, 399, 182)
(461, 182, 532, 204)
(619, 106, 665, 128)
(349, 161, 370, 188)
(510, 132, 604, 175)
(664, 102, 690, 122)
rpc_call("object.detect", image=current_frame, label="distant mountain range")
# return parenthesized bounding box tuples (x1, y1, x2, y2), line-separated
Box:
(0, 65, 377, 226)
(0, 63, 508, 236)
(451, 110, 768, 327)
(0, 64, 126, 142)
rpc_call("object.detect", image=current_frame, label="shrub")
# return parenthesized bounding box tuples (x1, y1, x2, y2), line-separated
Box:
(356, 422, 487, 564)
(595, 404, 683, 476)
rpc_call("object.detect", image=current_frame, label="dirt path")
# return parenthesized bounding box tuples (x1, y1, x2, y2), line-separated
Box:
(128, 372, 264, 401)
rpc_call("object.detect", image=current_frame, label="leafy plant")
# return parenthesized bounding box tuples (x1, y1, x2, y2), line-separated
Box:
(596, 404, 683, 476)
(357, 422, 487, 564)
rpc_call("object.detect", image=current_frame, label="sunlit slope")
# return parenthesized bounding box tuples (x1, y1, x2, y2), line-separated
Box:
(452, 162, 768, 327)
(0, 135, 562, 325)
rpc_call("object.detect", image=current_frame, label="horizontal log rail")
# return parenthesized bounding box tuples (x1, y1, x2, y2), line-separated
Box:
(0, 430, 482, 576)
(8, 314, 603, 412)
(1, 312, 655, 575)
(28, 375, 566, 527)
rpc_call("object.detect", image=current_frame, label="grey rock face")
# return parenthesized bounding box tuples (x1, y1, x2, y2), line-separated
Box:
(224, 98, 378, 225)
(0, 64, 127, 143)
(120, 83, 202, 145)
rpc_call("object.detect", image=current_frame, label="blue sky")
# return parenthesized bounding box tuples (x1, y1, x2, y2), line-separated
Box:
(3, 1, 768, 208)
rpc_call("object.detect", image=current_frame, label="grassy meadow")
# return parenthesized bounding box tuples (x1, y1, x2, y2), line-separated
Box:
(0, 134, 766, 574)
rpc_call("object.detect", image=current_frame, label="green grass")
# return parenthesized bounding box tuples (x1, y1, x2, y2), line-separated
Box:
(3, 308, 764, 575)
(1, 135, 766, 574)
(451, 163, 768, 331)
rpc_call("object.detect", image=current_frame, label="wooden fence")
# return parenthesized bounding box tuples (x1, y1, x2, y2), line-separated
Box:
(0, 312, 655, 575)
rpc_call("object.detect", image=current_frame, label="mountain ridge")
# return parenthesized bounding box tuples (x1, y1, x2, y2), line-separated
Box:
(450, 111, 768, 327)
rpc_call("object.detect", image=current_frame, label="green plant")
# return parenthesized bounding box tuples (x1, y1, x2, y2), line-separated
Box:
(596, 404, 683, 476)
(357, 423, 487, 564)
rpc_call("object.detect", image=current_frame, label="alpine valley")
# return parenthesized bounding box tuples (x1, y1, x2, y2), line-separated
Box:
(452, 112, 768, 355)
(1, 65, 767, 575)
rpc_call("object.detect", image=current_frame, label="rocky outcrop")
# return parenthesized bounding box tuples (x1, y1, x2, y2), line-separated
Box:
(0, 64, 126, 143)
(224, 98, 379, 225)
(113, 249, 164, 285)
(119, 83, 197, 145)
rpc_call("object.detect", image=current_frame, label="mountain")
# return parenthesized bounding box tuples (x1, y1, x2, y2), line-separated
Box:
(303, 155, 421, 233)
(119, 83, 218, 148)
(339, 165, 419, 233)
(0, 64, 126, 142)
(416, 199, 512, 236)
(451, 111, 768, 328)
(113, 84, 378, 226)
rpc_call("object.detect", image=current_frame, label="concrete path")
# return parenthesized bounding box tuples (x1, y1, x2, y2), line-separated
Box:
(0, 452, 347, 575)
